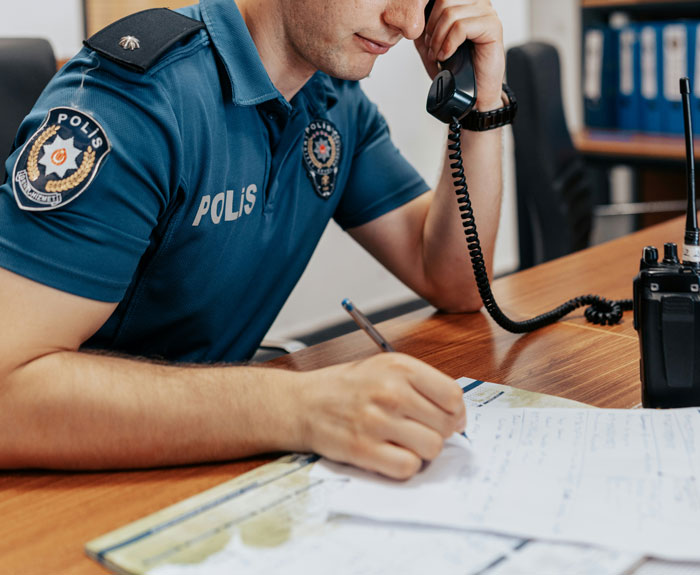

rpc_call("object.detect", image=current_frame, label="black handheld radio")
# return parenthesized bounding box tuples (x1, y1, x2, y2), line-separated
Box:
(633, 78, 700, 408)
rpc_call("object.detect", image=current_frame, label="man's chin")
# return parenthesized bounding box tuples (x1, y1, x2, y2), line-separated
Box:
(323, 55, 377, 81)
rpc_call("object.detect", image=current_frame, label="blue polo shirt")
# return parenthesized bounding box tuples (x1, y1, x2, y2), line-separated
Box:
(0, 0, 429, 362)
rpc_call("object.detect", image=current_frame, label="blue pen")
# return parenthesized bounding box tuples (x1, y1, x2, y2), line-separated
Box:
(341, 298, 470, 441)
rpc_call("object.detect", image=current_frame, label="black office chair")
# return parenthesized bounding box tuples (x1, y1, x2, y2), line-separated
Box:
(0, 38, 57, 183)
(506, 42, 597, 270)
(506, 41, 684, 270)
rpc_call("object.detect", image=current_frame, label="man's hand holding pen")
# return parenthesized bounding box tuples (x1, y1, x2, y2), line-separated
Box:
(296, 353, 467, 480)
(282, 301, 466, 481)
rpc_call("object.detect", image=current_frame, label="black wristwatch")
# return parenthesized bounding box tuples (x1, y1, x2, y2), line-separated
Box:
(462, 84, 517, 131)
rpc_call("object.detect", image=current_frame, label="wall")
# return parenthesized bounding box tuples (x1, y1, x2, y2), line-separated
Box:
(530, 0, 581, 131)
(0, 1, 83, 59)
(1, 0, 531, 340)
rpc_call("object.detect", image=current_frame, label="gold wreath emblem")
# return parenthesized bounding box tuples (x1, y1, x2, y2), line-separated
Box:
(307, 134, 337, 170)
(26, 125, 95, 193)
(27, 125, 59, 182)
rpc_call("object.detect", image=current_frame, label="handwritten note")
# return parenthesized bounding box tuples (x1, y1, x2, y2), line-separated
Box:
(312, 408, 700, 561)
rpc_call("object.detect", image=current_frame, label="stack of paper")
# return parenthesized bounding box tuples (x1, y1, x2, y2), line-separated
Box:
(312, 407, 700, 561)
(86, 379, 700, 575)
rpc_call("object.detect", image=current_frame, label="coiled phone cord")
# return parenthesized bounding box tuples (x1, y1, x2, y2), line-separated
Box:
(448, 119, 633, 333)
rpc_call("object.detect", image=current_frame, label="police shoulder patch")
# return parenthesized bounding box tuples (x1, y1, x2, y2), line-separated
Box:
(302, 119, 342, 199)
(12, 107, 111, 211)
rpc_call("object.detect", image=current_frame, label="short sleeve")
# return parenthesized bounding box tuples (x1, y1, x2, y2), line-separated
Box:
(333, 86, 429, 230)
(0, 50, 181, 302)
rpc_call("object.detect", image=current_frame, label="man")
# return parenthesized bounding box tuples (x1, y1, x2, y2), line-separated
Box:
(0, 0, 506, 479)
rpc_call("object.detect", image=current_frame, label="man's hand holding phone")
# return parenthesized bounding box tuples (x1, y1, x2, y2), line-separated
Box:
(417, 0, 505, 111)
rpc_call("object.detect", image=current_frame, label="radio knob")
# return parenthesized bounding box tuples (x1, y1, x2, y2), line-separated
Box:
(643, 246, 658, 265)
(663, 242, 679, 265)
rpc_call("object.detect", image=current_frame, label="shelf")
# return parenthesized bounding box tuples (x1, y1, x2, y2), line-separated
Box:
(574, 129, 700, 162)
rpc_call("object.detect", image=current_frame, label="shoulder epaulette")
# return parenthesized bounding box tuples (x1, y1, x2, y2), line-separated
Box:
(84, 8, 205, 73)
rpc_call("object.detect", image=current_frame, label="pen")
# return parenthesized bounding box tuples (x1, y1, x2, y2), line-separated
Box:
(341, 298, 395, 352)
(341, 298, 470, 442)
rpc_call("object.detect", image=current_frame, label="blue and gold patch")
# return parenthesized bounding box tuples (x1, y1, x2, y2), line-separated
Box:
(12, 107, 111, 211)
(302, 119, 342, 199)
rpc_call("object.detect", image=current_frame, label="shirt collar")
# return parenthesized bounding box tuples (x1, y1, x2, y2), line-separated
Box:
(302, 72, 339, 115)
(199, 0, 338, 113)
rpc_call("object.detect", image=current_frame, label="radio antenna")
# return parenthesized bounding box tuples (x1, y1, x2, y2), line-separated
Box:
(681, 77, 700, 266)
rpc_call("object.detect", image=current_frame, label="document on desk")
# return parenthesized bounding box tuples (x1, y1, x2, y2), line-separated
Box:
(456, 376, 593, 409)
(312, 407, 700, 561)
(86, 379, 645, 575)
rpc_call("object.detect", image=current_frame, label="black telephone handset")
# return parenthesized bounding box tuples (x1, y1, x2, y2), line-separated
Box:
(424, 0, 477, 124)
(423, 0, 634, 336)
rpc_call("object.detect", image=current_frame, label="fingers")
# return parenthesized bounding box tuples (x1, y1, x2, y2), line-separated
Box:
(431, 14, 495, 61)
(303, 354, 466, 480)
(413, 37, 440, 79)
(333, 407, 444, 478)
(401, 390, 461, 438)
(424, 1, 502, 62)
(357, 353, 465, 433)
(383, 417, 446, 462)
(311, 403, 429, 481)
(352, 441, 423, 481)
(397, 355, 466, 423)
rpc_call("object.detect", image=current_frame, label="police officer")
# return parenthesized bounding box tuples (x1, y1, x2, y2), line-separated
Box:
(0, 0, 506, 479)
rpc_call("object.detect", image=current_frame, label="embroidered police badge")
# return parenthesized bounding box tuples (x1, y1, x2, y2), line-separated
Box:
(302, 119, 342, 199)
(12, 107, 111, 211)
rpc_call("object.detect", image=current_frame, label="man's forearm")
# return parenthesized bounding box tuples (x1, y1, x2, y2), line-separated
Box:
(0, 348, 467, 480)
(0, 265, 468, 478)
(0, 350, 306, 469)
(414, 0, 506, 312)
(422, 121, 504, 312)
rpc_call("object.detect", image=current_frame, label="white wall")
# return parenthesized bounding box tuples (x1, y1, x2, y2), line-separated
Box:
(1, 0, 532, 340)
(0, 1, 83, 58)
(530, 0, 581, 130)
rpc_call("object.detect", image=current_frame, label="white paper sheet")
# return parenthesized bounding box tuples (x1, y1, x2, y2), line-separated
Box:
(633, 560, 700, 575)
(312, 408, 700, 561)
(148, 514, 524, 575)
(484, 540, 643, 575)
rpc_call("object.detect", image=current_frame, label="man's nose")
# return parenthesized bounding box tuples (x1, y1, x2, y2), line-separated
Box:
(383, 0, 426, 41)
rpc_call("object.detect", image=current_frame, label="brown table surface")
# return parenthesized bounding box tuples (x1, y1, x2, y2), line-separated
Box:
(0, 217, 685, 575)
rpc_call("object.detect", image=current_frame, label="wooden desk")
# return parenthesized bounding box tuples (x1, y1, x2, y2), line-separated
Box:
(0, 217, 684, 575)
